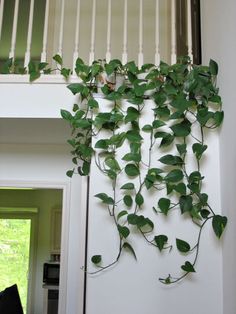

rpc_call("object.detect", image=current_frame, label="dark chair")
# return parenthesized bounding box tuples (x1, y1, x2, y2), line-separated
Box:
(0, 284, 24, 314)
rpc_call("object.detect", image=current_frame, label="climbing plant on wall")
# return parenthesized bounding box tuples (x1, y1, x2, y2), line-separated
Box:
(1, 55, 227, 284)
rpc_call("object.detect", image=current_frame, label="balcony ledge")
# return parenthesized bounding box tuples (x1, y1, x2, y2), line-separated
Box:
(0, 75, 79, 118)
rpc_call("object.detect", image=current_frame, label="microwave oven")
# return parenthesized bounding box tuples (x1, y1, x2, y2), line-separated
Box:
(43, 262, 60, 285)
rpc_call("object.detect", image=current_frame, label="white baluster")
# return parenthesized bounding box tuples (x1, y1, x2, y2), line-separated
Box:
(138, 0, 143, 68)
(170, 0, 177, 64)
(187, 0, 193, 62)
(105, 0, 111, 62)
(24, 0, 35, 67)
(89, 0, 96, 65)
(73, 0, 81, 71)
(0, 0, 4, 42)
(155, 0, 160, 65)
(122, 0, 127, 65)
(9, 0, 19, 59)
(57, 0, 65, 58)
(41, 0, 50, 62)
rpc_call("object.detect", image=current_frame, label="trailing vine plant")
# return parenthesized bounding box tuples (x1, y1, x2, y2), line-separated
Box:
(1, 55, 227, 284)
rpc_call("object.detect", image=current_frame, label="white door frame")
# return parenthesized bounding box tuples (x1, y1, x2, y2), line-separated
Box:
(0, 179, 71, 314)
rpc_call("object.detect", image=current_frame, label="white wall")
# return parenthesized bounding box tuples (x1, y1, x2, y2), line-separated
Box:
(201, 1, 236, 314)
(85, 99, 223, 314)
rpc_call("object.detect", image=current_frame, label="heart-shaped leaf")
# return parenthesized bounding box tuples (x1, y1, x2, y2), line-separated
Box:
(154, 235, 168, 251)
(176, 238, 191, 253)
(91, 255, 102, 264)
(181, 261, 195, 273)
(212, 215, 227, 238)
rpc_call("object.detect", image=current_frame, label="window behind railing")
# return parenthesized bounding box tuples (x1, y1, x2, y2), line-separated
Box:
(0, 0, 201, 71)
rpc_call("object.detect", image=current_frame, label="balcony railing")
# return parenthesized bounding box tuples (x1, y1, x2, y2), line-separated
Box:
(0, 0, 201, 72)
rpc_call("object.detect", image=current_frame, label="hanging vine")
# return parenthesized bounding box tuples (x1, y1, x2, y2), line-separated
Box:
(1, 55, 227, 284)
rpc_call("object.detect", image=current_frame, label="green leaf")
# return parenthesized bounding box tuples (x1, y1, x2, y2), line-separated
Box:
(67, 83, 84, 95)
(179, 195, 193, 213)
(181, 261, 195, 273)
(123, 242, 137, 260)
(144, 174, 155, 189)
(197, 108, 214, 126)
(165, 169, 183, 183)
(174, 183, 186, 195)
(192, 143, 208, 160)
(126, 130, 143, 142)
(109, 133, 126, 148)
(199, 193, 208, 205)
(127, 214, 139, 225)
(2, 58, 13, 74)
(118, 225, 130, 239)
(82, 161, 90, 175)
(66, 170, 74, 178)
(170, 120, 191, 137)
(123, 195, 133, 207)
(94, 193, 114, 205)
(159, 154, 183, 166)
(29, 71, 40, 82)
(142, 124, 153, 132)
(135, 193, 144, 207)
(38, 62, 48, 70)
(171, 94, 189, 112)
(88, 98, 99, 109)
(125, 107, 140, 123)
(95, 139, 108, 149)
(212, 215, 227, 238)
(53, 54, 63, 66)
(201, 209, 210, 218)
(176, 144, 187, 155)
(153, 106, 170, 119)
(160, 134, 175, 147)
(91, 255, 102, 264)
(125, 164, 140, 177)
(154, 131, 169, 139)
(169, 111, 185, 120)
(75, 119, 91, 129)
(105, 157, 120, 171)
(61, 68, 71, 78)
(61, 109, 73, 121)
(154, 235, 168, 252)
(213, 111, 224, 127)
(106, 170, 117, 180)
(188, 171, 203, 183)
(121, 183, 135, 190)
(158, 198, 171, 215)
(152, 120, 166, 128)
(166, 183, 174, 195)
(122, 153, 141, 162)
(117, 210, 128, 220)
(209, 59, 218, 75)
(126, 61, 138, 74)
(176, 238, 191, 253)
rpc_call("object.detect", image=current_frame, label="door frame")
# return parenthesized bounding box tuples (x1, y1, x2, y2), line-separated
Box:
(0, 180, 71, 314)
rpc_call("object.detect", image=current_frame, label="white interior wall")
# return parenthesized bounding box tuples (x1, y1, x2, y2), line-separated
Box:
(85, 98, 223, 314)
(0, 74, 224, 314)
(201, 1, 236, 314)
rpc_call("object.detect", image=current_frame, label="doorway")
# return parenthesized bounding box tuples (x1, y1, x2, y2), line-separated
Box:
(0, 188, 64, 314)
(0, 211, 37, 313)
